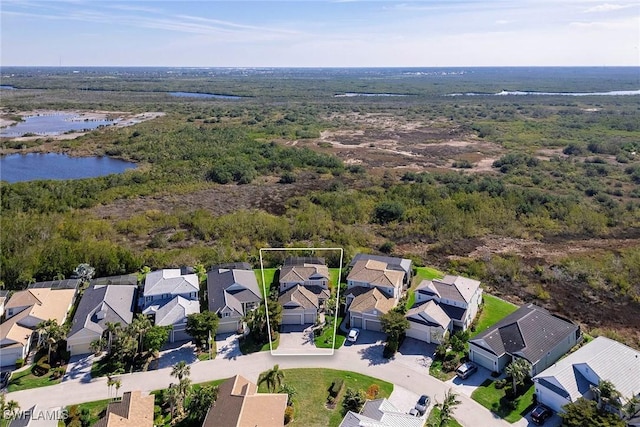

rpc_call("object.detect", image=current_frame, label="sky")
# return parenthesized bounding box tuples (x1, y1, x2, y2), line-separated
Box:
(1, 0, 639, 67)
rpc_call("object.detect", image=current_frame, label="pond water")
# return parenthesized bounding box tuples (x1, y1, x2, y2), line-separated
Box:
(0, 113, 117, 137)
(334, 92, 408, 97)
(0, 85, 16, 90)
(169, 92, 242, 99)
(447, 89, 640, 97)
(0, 153, 137, 183)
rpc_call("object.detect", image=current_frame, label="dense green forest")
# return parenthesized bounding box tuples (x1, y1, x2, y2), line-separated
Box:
(1, 67, 639, 347)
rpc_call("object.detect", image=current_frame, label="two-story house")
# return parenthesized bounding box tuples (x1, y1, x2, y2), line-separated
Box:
(278, 258, 330, 325)
(207, 264, 262, 335)
(141, 269, 200, 342)
(345, 255, 411, 332)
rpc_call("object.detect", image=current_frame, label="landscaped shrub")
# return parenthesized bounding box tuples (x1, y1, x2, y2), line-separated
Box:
(495, 379, 508, 389)
(383, 340, 398, 359)
(329, 378, 344, 398)
(284, 406, 294, 424)
(14, 358, 24, 368)
(366, 384, 380, 400)
(32, 361, 51, 377)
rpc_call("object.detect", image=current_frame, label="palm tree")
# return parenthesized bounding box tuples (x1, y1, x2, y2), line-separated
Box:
(114, 378, 122, 400)
(170, 361, 191, 382)
(164, 385, 180, 420)
(258, 364, 285, 393)
(437, 389, 461, 427)
(129, 314, 152, 354)
(505, 358, 530, 395)
(107, 375, 115, 399)
(104, 322, 121, 354)
(35, 319, 66, 364)
(90, 338, 104, 355)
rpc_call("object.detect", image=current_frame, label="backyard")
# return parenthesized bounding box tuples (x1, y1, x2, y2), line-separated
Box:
(471, 294, 518, 337)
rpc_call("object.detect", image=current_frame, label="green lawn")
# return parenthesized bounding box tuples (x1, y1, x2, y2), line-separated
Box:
(255, 268, 277, 297)
(314, 316, 346, 349)
(329, 268, 342, 289)
(414, 266, 444, 282)
(471, 379, 536, 423)
(257, 368, 393, 427)
(6, 365, 64, 392)
(428, 359, 457, 381)
(426, 406, 463, 427)
(471, 294, 518, 337)
(404, 290, 416, 310)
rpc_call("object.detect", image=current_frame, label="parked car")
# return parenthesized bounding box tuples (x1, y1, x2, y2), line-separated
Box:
(347, 328, 360, 343)
(414, 394, 431, 415)
(455, 361, 478, 379)
(408, 408, 420, 417)
(531, 405, 552, 425)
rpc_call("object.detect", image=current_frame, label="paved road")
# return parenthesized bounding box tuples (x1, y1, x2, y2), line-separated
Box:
(7, 337, 517, 427)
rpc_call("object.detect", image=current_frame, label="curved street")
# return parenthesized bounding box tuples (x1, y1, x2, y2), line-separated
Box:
(6, 333, 527, 427)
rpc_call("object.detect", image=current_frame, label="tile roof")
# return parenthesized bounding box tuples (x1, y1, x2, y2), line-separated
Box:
(143, 269, 198, 297)
(280, 264, 329, 284)
(154, 296, 200, 327)
(349, 254, 412, 276)
(406, 301, 452, 329)
(68, 284, 136, 338)
(207, 268, 262, 314)
(347, 259, 405, 289)
(0, 308, 33, 348)
(94, 391, 154, 427)
(470, 303, 579, 365)
(278, 285, 319, 310)
(533, 336, 640, 402)
(348, 288, 395, 315)
(202, 375, 288, 427)
(5, 288, 76, 325)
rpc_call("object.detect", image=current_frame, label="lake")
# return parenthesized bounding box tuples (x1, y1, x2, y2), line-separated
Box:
(169, 92, 242, 99)
(0, 153, 137, 183)
(0, 113, 116, 137)
(335, 92, 408, 97)
(447, 89, 640, 97)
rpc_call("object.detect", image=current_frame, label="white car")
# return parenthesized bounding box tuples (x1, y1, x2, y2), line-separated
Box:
(347, 328, 360, 342)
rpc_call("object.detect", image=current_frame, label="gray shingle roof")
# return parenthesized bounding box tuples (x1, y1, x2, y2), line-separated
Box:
(349, 254, 412, 276)
(207, 268, 262, 315)
(416, 275, 481, 305)
(406, 301, 451, 329)
(68, 284, 137, 338)
(154, 296, 200, 326)
(90, 274, 138, 287)
(278, 285, 319, 309)
(470, 303, 578, 365)
(533, 336, 640, 402)
(143, 269, 198, 297)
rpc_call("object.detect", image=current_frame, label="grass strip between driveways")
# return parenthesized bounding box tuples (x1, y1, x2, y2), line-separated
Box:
(257, 368, 393, 427)
(426, 406, 463, 427)
(314, 316, 346, 349)
(6, 365, 64, 392)
(471, 379, 536, 423)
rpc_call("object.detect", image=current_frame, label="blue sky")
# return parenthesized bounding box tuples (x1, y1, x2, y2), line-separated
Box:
(1, 1, 639, 66)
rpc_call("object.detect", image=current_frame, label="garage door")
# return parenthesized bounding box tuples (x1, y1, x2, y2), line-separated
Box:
(282, 313, 303, 325)
(0, 347, 24, 367)
(69, 341, 93, 356)
(304, 313, 316, 324)
(351, 316, 362, 328)
(406, 326, 429, 343)
(218, 320, 239, 334)
(470, 349, 495, 372)
(364, 319, 382, 332)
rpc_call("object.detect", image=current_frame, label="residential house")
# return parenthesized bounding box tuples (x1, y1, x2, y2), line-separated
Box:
(94, 391, 154, 427)
(414, 275, 483, 331)
(469, 303, 581, 376)
(207, 265, 262, 334)
(0, 290, 9, 318)
(141, 269, 200, 342)
(279, 257, 330, 295)
(66, 280, 137, 356)
(279, 285, 321, 325)
(1, 282, 78, 367)
(339, 398, 423, 427)
(344, 255, 410, 332)
(405, 300, 452, 344)
(533, 336, 640, 415)
(202, 374, 288, 427)
(347, 287, 395, 332)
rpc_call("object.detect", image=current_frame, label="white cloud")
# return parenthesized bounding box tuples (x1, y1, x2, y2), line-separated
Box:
(584, 3, 634, 13)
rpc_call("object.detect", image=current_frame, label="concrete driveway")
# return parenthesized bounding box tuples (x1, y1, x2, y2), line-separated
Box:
(446, 365, 496, 397)
(155, 341, 197, 369)
(215, 333, 242, 360)
(63, 354, 96, 383)
(272, 324, 332, 356)
(388, 385, 426, 417)
(395, 337, 437, 371)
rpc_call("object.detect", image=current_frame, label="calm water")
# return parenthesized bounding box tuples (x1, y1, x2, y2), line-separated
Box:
(0, 85, 16, 90)
(0, 113, 116, 137)
(447, 89, 640, 97)
(0, 153, 136, 183)
(335, 93, 408, 97)
(169, 92, 242, 99)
